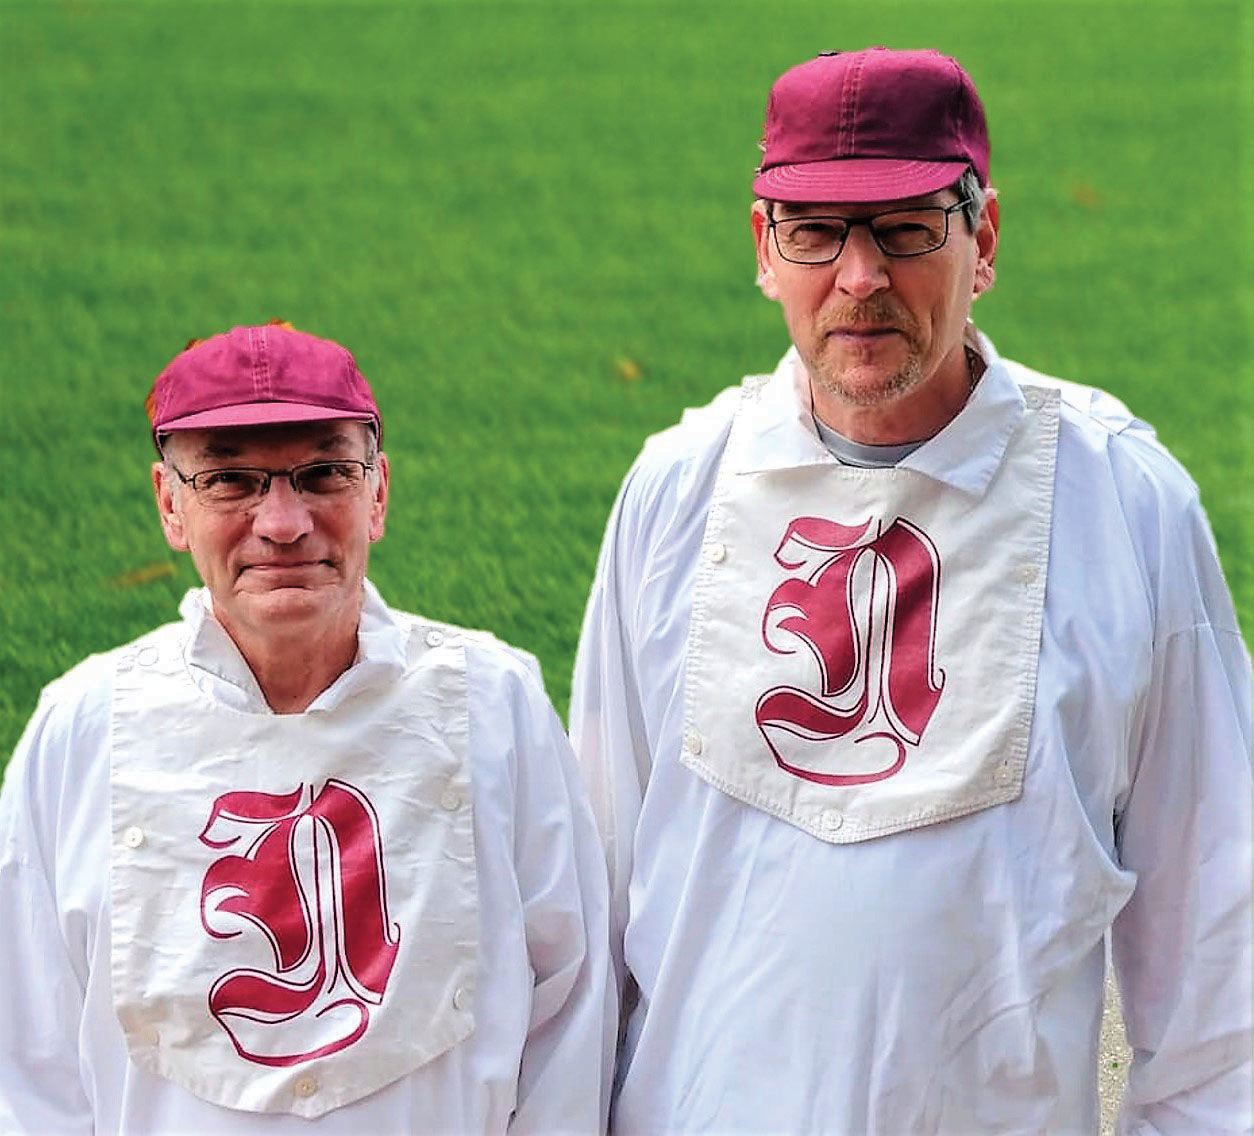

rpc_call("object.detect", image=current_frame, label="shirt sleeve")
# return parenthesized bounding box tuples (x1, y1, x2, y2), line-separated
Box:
(0, 692, 97, 1134)
(569, 464, 655, 995)
(1112, 500, 1253, 1135)
(505, 665, 617, 1135)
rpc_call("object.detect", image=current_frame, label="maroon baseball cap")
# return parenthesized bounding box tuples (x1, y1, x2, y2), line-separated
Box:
(753, 47, 990, 204)
(146, 321, 382, 446)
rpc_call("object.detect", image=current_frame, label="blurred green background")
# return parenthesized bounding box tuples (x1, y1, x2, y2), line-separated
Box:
(2, 0, 1250, 771)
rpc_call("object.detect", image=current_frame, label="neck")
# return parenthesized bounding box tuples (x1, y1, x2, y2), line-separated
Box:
(215, 607, 362, 714)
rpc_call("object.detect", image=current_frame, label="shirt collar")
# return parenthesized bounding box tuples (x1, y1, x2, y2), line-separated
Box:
(177, 579, 409, 713)
(732, 332, 1026, 498)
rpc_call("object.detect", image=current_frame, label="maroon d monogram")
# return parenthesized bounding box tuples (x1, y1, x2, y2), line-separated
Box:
(756, 516, 945, 784)
(199, 780, 401, 1066)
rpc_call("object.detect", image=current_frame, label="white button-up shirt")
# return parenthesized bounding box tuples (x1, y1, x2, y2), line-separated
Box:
(571, 340, 1252, 1135)
(0, 583, 615, 1133)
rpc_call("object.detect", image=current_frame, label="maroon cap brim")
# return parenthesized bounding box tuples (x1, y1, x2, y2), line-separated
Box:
(155, 401, 379, 433)
(753, 157, 971, 204)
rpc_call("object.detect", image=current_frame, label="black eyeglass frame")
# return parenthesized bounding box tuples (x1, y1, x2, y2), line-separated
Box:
(766, 197, 973, 264)
(169, 458, 376, 505)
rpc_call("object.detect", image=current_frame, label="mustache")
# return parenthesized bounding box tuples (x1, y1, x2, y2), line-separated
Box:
(821, 296, 917, 338)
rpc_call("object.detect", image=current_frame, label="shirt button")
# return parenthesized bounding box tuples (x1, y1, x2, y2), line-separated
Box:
(123, 826, 145, 849)
(293, 1075, 318, 1099)
(683, 730, 703, 756)
(440, 789, 461, 811)
(136, 646, 159, 667)
(1015, 563, 1039, 585)
(706, 542, 727, 564)
(452, 986, 470, 1010)
(996, 761, 1014, 783)
(822, 811, 844, 833)
(425, 629, 445, 648)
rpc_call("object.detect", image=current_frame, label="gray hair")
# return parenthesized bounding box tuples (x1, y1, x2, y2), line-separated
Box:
(955, 167, 985, 231)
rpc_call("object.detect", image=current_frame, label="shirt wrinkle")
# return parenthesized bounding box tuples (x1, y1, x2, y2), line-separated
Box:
(570, 334, 1252, 1135)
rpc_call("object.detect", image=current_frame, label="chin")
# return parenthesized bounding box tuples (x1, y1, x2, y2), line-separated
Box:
(822, 366, 923, 409)
(244, 586, 339, 627)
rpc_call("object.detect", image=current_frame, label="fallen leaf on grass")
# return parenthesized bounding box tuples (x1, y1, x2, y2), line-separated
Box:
(1068, 183, 1101, 209)
(614, 356, 643, 382)
(111, 561, 177, 588)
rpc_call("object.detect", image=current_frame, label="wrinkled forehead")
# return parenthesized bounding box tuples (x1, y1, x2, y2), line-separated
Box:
(160, 419, 374, 463)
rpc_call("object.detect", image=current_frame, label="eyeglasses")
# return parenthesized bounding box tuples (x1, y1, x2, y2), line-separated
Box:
(170, 459, 374, 510)
(767, 198, 972, 264)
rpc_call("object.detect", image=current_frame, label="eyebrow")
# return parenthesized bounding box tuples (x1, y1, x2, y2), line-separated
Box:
(774, 195, 950, 217)
(193, 431, 356, 462)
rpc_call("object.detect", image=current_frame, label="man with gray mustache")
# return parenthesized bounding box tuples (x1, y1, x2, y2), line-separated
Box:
(570, 47, 1251, 1134)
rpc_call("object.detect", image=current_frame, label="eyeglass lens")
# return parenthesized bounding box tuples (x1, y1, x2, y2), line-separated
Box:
(773, 206, 957, 263)
(189, 461, 369, 505)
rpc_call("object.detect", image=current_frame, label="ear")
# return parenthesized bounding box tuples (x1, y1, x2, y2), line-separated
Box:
(368, 452, 390, 543)
(153, 461, 190, 552)
(751, 201, 780, 301)
(973, 188, 1000, 298)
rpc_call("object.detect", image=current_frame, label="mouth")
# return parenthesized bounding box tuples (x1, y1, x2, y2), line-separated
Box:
(238, 560, 334, 584)
(830, 325, 899, 339)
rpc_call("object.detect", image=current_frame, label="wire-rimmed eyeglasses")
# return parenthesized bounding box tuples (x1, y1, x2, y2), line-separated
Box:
(170, 459, 375, 510)
(767, 198, 972, 264)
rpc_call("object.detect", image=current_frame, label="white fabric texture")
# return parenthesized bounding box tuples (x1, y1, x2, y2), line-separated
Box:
(570, 338, 1253, 1135)
(681, 358, 1058, 842)
(0, 583, 615, 1134)
(108, 607, 478, 1117)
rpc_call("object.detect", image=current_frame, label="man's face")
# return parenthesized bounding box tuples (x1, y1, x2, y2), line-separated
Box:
(153, 420, 388, 650)
(752, 187, 999, 436)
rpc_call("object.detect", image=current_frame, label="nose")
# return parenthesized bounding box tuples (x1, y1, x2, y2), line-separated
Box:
(250, 477, 314, 544)
(834, 223, 890, 300)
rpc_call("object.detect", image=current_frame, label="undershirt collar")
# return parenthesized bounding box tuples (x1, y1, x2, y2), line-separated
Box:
(811, 417, 925, 467)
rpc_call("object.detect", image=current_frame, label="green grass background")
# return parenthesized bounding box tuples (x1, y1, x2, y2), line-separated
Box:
(2, 0, 1250, 773)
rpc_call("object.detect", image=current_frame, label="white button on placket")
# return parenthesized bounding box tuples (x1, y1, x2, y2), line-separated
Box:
(123, 826, 145, 849)
(425, 629, 445, 648)
(706, 542, 727, 564)
(440, 789, 461, 812)
(293, 1075, 318, 1099)
(683, 730, 703, 756)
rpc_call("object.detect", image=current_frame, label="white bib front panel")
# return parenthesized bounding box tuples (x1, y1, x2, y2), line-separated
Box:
(682, 378, 1060, 843)
(109, 624, 477, 1117)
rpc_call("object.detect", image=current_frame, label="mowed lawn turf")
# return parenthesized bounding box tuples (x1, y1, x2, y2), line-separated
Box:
(1, 0, 1249, 771)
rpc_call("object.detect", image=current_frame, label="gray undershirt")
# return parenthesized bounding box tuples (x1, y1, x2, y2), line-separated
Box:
(812, 416, 925, 468)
